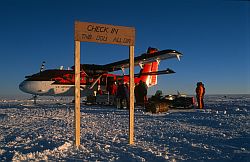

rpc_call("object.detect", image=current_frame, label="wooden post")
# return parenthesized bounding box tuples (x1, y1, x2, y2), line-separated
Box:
(129, 45, 135, 145)
(74, 40, 81, 147)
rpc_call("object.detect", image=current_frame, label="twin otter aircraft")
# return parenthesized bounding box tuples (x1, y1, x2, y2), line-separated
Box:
(19, 47, 182, 98)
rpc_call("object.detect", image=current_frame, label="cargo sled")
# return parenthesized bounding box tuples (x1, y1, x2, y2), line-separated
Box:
(146, 92, 195, 113)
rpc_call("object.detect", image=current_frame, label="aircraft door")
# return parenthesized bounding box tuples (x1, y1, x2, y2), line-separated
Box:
(107, 76, 115, 85)
(100, 76, 107, 86)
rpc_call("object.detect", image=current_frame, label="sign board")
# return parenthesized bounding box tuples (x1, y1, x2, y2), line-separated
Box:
(75, 21, 135, 46)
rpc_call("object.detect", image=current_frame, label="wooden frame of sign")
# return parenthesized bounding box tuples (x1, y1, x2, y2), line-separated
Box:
(74, 21, 135, 147)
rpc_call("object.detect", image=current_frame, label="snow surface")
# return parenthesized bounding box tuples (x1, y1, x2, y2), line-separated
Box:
(0, 95, 250, 161)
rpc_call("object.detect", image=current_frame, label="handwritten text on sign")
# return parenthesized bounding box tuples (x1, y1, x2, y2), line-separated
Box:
(75, 22, 135, 46)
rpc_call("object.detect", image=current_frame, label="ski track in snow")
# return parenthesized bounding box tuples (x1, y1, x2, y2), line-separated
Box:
(0, 95, 250, 161)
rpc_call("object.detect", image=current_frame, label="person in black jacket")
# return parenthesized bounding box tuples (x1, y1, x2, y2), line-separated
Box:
(116, 81, 129, 109)
(135, 80, 148, 107)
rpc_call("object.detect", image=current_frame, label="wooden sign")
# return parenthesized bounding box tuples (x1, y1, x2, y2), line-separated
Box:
(74, 21, 135, 147)
(75, 21, 135, 46)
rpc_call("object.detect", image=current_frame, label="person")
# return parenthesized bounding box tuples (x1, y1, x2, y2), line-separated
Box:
(116, 81, 129, 109)
(107, 81, 117, 95)
(135, 80, 148, 106)
(97, 85, 103, 95)
(196, 82, 205, 109)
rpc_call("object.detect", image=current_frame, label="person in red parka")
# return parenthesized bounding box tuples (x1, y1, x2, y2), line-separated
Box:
(108, 81, 117, 95)
(196, 82, 205, 109)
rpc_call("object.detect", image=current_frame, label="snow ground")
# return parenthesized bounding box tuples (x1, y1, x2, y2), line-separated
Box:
(0, 95, 250, 161)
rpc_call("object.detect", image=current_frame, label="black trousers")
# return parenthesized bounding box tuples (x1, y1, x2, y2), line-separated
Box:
(119, 97, 129, 109)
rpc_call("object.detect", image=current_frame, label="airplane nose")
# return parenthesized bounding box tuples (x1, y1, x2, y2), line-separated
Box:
(19, 80, 50, 95)
(19, 81, 29, 93)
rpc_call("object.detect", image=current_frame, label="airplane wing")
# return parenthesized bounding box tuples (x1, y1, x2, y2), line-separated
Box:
(103, 49, 182, 72)
(124, 68, 175, 78)
(134, 68, 176, 76)
(72, 49, 182, 75)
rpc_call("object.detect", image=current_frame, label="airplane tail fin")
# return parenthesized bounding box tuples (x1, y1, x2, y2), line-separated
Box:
(139, 47, 159, 87)
(40, 61, 46, 72)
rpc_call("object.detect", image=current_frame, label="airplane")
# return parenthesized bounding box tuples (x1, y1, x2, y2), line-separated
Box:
(19, 47, 182, 102)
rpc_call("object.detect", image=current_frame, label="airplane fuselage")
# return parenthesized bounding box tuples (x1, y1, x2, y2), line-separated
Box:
(19, 70, 127, 97)
(19, 80, 90, 96)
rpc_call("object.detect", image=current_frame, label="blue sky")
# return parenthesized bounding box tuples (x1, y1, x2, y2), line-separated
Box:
(0, 0, 249, 96)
